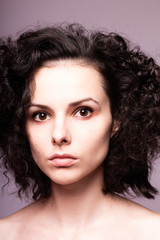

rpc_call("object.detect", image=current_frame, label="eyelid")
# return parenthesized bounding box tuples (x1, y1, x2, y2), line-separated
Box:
(28, 106, 95, 121)
(74, 106, 94, 118)
(31, 111, 51, 121)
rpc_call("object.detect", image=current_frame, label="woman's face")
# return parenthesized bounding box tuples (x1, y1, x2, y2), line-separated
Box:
(26, 61, 113, 186)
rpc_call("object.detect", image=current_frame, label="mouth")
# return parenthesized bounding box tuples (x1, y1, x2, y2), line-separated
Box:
(49, 153, 78, 167)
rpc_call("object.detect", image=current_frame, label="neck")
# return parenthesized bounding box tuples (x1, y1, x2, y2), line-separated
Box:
(45, 165, 111, 228)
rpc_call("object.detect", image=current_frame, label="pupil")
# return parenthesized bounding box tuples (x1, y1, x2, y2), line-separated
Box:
(81, 109, 88, 116)
(40, 113, 46, 119)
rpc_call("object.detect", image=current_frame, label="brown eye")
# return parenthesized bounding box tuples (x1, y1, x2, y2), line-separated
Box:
(75, 107, 93, 118)
(33, 112, 50, 121)
(79, 109, 89, 116)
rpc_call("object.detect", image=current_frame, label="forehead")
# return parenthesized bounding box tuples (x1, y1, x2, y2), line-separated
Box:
(30, 61, 108, 104)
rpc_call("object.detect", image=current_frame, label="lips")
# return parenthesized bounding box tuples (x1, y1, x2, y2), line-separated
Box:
(49, 153, 77, 167)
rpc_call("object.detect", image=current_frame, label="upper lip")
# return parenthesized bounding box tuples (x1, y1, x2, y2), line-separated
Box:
(49, 153, 77, 160)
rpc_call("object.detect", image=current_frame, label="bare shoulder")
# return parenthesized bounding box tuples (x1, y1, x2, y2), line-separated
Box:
(133, 207, 160, 240)
(133, 205, 160, 239)
(0, 212, 22, 240)
(0, 201, 39, 240)
(116, 195, 160, 239)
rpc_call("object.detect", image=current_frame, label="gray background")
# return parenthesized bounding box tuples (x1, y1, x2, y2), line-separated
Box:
(0, 0, 160, 218)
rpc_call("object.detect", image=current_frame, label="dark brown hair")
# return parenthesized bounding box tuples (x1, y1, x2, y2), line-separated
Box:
(0, 24, 160, 200)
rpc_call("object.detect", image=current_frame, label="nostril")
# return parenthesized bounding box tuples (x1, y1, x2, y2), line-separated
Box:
(51, 136, 70, 145)
(60, 138, 68, 144)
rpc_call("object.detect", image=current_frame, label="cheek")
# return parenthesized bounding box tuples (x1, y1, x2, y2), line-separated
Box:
(27, 137, 40, 161)
(27, 139, 47, 172)
(74, 118, 112, 161)
(26, 125, 44, 161)
(90, 127, 111, 158)
(26, 122, 50, 147)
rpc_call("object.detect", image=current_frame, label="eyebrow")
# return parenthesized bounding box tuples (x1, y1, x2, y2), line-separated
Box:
(69, 98, 99, 107)
(28, 98, 99, 109)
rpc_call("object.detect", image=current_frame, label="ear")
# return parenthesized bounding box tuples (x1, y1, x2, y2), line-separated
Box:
(110, 120, 119, 138)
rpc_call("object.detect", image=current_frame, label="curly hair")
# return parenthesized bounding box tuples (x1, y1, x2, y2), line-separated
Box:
(0, 24, 160, 200)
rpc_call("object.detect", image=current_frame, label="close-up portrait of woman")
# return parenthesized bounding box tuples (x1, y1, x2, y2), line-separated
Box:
(0, 22, 160, 239)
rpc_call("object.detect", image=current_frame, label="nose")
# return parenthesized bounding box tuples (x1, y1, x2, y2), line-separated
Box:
(51, 117, 71, 146)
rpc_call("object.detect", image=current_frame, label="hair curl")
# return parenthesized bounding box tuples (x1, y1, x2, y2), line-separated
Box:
(0, 24, 160, 200)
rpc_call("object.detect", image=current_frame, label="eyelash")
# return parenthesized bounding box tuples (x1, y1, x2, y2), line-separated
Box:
(31, 107, 94, 122)
(32, 111, 50, 122)
(74, 106, 94, 119)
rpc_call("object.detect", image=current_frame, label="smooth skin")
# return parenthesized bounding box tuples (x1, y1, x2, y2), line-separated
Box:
(0, 61, 160, 240)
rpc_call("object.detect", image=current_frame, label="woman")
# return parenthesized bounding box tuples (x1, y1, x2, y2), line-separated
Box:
(0, 24, 160, 239)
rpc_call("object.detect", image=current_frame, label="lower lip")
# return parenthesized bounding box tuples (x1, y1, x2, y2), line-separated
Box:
(50, 158, 77, 167)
